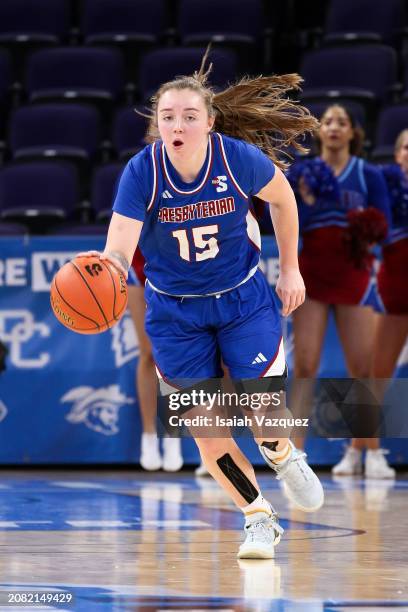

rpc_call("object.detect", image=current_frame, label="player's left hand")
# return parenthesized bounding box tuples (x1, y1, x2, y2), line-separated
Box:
(276, 268, 306, 317)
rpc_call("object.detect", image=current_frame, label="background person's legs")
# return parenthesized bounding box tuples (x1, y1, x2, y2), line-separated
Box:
(292, 298, 330, 448)
(128, 285, 183, 471)
(333, 304, 394, 477)
(367, 313, 408, 479)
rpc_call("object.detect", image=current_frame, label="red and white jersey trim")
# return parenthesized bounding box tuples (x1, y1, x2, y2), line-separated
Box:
(215, 132, 248, 199)
(161, 137, 214, 195)
(154, 362, 182, 393)
(147, 142, 158, 212)
(246, 209, 261, 252)
(259, 337, 286, 377)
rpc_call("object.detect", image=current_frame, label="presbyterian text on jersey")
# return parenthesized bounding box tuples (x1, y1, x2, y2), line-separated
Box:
(158, 196, 236, 223)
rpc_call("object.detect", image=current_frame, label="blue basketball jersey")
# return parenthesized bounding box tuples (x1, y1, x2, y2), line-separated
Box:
(112, 132, 275, 296)
(299, 156, 391, 233)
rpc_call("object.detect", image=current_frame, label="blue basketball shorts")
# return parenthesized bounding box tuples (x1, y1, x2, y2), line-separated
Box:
(144, 269, 285, 383)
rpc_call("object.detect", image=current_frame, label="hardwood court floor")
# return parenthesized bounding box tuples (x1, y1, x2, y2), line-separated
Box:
(0, 470, 407, 611)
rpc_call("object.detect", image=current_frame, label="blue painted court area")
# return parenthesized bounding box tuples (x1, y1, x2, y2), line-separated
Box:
(0, 474, 357, 533)
(0, 472, 406, 611)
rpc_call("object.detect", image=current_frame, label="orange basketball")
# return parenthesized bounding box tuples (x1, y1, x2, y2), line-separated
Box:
(50, 256, 128, 334)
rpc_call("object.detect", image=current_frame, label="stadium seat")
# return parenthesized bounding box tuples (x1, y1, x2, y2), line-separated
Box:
(0, 50, 12, 139)
(0, 161, 80, 232)
(112, 107, 147, 160)
(91, 162, 125, 221)
(25, 47, 126, 117)
(300, 45, 397, 112)
(0, 0, 70, 78)
(50, 223, 108, 235)
(0, 221, 28, 235)
(323, 0, 404, 46)
(8, 103, 102, 180)
(401, 59, 408, 102)
(177, 0, 265, 72)
(81, 0, 166, 78)
(138, 47, 238, 102)
(372, 104, 408, 162)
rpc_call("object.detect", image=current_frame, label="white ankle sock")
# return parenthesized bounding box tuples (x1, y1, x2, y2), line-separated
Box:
(241, 493, 271, 518)
(261, 442, 292, 465)
(142, 432, 159, 445)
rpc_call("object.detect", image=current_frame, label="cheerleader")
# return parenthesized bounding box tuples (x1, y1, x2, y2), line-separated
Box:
(288, 104, 394, 478)
(367, 130, 408, 476)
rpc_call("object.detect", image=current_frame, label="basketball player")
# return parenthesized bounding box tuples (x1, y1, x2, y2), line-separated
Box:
(289, 104, 394, 478)
(128, 247, 183, 472)
(78, 58, 324, 559)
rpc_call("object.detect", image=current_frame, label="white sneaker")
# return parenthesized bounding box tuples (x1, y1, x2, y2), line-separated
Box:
(259, 441, 324, 512)
(195, 462, 211, 477)
(140, 432, 162, 471)
(332, 447, 363, 476)
(237, 510, 284, 559)
(365, 449, 396, 479)
(162, 437, 183, 472)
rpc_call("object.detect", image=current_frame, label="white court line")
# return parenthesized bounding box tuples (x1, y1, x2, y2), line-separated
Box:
(50, 481, 106, 489)
(65, 520, 134, 528)
(143, 520, 210, 527)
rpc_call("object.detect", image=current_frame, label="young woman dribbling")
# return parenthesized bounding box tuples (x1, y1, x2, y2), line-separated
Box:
(78, 58, 324, 559)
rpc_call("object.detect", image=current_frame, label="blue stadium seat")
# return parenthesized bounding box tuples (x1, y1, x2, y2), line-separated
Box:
(51, 223, 108, 235)
(91, 163, 125, 221)
(300, 45, 397, 111)
(0, 0, 70, 78)
(0, 50, 12, 138)
(8, 103, 102, 179)
(112, 107, 147, 160)
(138, 47, 238, 102)
(82, 0, 165, 78)
(177, 0, 265, 71)
(324, 0, 404, 46)
(0, 161, 80, 232)
(0, 221, 28, 235)
(25, 47, 125, 117)
(372, 104, 408, 162)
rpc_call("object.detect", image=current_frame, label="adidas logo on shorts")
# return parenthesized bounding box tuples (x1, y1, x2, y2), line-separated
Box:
(252, 353, 268, 364)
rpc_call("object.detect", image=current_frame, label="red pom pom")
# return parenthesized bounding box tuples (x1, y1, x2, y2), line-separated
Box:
(343, 207, 388, 269)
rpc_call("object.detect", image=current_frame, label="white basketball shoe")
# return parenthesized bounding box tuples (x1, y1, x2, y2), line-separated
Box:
(365, 449, 396, 479)
(259, 441, 324, 512)
(332, 447, 363, 476)
(238, 509, 284, 559)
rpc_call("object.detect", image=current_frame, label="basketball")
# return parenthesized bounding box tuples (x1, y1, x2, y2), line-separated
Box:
(50, 256, 128, 334)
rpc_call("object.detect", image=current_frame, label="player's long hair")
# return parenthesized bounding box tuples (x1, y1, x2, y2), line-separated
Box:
(142, 47, 319, 170)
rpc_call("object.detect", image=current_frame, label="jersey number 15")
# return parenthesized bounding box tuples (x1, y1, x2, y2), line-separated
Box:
(172, 225, 219, 262)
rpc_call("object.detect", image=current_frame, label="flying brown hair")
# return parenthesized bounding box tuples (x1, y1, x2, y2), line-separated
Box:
(139, 47, 319, 170)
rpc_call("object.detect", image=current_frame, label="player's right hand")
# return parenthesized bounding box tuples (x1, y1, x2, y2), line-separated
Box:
(76, 250, 128, 279)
